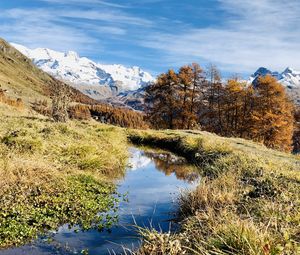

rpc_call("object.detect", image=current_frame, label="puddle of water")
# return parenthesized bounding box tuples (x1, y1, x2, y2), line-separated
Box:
(0, 147, 199, 255)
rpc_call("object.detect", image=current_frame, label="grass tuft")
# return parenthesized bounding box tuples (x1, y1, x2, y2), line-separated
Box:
(0, 112, 129, 248)
(128, 129, 300, 255)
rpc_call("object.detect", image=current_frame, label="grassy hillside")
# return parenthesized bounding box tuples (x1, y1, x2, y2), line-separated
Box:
(0, 38, 148, 129)
(0, 38, 97, 105)
(128, 130, 300, 255)
(0, 104, 128, 247)
(1, 94, 299, 253)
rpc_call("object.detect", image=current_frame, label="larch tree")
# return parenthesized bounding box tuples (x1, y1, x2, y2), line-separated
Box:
(189, 63, 206, 129)
(178, 65, 193, 129)
(221, 79, 248, 136)
(249, 75, 294, 151)
(143, 63, 296, 152)
(292, 106, 300, 153)
(145, 69, 180, 129)
(204, 64, 223, 133)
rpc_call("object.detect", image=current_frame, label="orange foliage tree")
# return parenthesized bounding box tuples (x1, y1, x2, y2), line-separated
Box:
(145, 64, 205, 129)
(69, 104, 91, 120)
(293, 107, 300, 153)
(90, 104, 148, 129)
(145, 64, 295, 152)
(248, 76, 294, 151)
(145, 69, 180, 129)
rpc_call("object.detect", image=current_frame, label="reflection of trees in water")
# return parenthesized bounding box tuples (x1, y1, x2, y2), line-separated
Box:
(144, 152, 199, 183)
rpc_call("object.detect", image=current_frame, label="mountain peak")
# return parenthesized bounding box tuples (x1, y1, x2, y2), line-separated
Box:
(253, 67, 273, 77)
(65, 51, 79, 60)
(11, 43, 154, 100)
(284, 67, 294, 73)
(249, 66, 300, 105)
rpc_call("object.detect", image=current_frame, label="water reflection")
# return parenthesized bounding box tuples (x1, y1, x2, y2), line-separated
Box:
(127, 148, 152, 170)
(0, 147, 199, 255)
(143, 150, 199, 183)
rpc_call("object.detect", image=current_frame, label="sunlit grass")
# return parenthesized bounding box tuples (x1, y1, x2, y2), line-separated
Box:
(0, 108, 129, 247)
(128, 129, 300, 254)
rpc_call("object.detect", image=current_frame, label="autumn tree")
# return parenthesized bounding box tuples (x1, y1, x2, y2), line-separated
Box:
(69, 104, 91, 120)
(146, 64, 206, 130)
(144, 64, 295, 152)
(90, 104, 148, 129)
(145, 69, 180, 129)
(201, 64, 223, 132)
(220, 79, 252, 136)
(182, 63, 205, 129)
(178, 65, 193, 129)
(292, 107, 300, 153)
(248, 75, 294, 151)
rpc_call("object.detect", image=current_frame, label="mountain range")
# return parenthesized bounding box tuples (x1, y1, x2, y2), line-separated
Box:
(249, 67, 300, 104)
(9, 42, 300, 108)
(0, 38, 97, 107)
(11, 43, 154, 104)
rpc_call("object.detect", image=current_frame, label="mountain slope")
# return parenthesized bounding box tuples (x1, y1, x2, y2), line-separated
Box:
(249, 67, 300, 104)
(0, 38, 97, 106)
(11, 43, 154, 100)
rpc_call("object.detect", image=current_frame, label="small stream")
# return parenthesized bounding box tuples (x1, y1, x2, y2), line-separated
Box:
(0, 147, 199, 255)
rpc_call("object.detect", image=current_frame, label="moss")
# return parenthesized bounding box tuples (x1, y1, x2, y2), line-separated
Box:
(0, 173, 120, 247)
(0, 115, 128, 248)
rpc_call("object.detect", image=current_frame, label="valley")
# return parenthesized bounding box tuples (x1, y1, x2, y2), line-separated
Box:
(0, 36, 299, 255)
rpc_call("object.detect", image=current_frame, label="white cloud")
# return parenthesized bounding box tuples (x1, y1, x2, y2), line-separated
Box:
(59, 9, 153, 26)
(0, 7, 151, 54)
(1, 0, 299, 74)
(38, 0, 127, 8)
(139, 0, 300, 74)
(0, 9, 96, 53)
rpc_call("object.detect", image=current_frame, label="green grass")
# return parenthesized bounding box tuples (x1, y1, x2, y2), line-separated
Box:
(0, 108, 129, 248)
(128, 129, 300, 255)
(1, 99, 299, 253)
(0, 38, 53, 104)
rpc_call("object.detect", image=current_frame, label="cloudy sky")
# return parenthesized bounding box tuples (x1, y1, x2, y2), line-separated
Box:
(0, 0, 299, 76)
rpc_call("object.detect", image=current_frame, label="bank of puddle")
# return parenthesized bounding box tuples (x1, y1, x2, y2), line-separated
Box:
(0, 147, 200, 255)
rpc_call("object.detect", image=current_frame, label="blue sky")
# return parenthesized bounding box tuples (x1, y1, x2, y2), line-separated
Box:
(0, 0, 300, 77)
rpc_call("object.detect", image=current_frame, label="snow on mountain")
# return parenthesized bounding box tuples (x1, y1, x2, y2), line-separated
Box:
(250, 67, 300, 104)
(10, 43, 154, 100)
(98, 64, 153, 91)
(250, 67, 300, 89)
(280, 67, 300, 89)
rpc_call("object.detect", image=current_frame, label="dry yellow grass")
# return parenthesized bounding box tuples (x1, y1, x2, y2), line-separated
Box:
(128, 129, 300, 255)
(0, 104, 129, 247)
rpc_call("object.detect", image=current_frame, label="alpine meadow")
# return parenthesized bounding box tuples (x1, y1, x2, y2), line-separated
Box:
(0, 1, 299, 255)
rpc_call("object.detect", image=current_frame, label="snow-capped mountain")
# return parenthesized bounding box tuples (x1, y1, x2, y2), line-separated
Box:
(11, 43, 154, 100)
(249, 67, 300, 104)
(250, 67, 300, 89)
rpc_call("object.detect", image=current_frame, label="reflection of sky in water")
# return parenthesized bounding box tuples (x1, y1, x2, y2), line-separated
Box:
(127, 148, 152, 171)
(0, 147, 199, 255)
